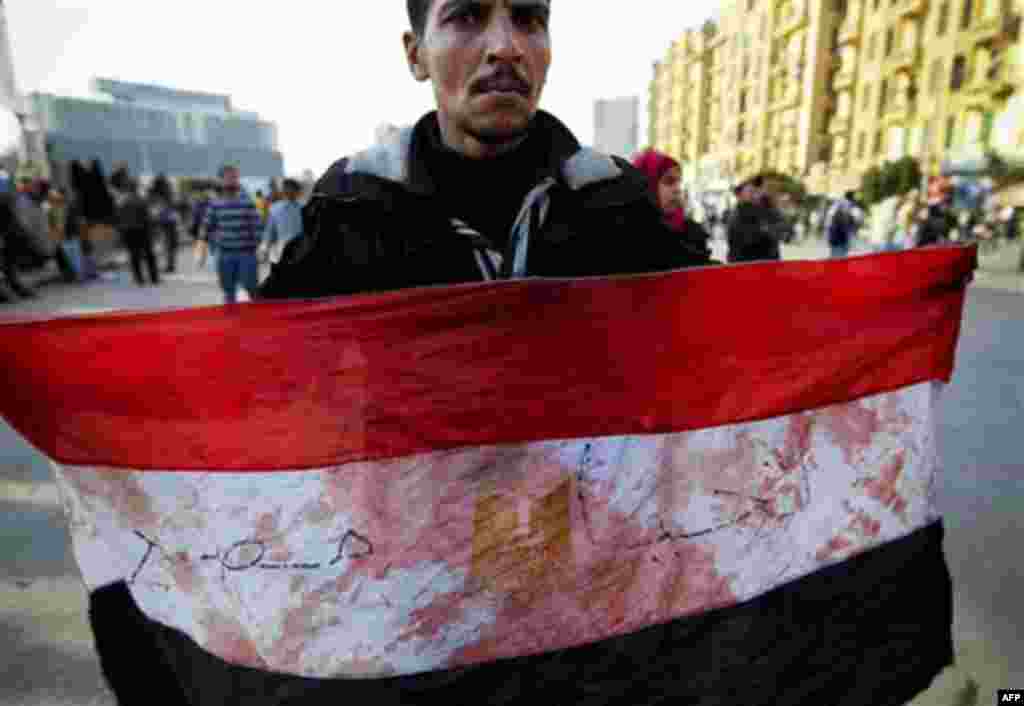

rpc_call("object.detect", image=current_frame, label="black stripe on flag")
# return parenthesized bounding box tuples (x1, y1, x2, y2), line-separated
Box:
(89, 522, 953, 706)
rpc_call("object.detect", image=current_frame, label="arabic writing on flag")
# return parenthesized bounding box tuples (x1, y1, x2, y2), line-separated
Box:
(0, 246, 975, 681)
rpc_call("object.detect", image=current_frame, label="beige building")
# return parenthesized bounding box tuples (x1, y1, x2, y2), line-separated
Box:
(649, 0, 1024, 196)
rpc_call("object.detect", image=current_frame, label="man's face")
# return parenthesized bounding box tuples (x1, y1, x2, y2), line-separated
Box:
(222, 168, 240, 192)
(404, 0, 552, 158)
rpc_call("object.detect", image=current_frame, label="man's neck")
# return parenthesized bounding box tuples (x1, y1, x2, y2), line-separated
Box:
(437, 119, 530, 160)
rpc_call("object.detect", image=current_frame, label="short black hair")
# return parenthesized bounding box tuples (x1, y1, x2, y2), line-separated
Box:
(409, 1, 552, 35)
(407, 0, 431, 36)
(283, 178, 302, 192)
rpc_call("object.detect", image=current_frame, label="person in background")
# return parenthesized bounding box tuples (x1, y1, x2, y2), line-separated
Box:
(259, 178, 304, 268)
(0, 174, 38, 301)
(869, 193, 901, 253)
(156, 196, 182, 274)
(823, 191, 861, 259)
(916, 186, 956, 249)
(894, 190, 921, 251)
(46, 187, 68, 246)
(632, 149, 712, 260)
(727, 177, 782, 263)
(253, 189, 270, 223)
(196, 165, 263, 304)
(117, 177, 160, 287)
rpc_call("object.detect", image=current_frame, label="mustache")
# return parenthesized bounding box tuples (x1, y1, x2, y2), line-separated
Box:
(471, 67, 531, 96)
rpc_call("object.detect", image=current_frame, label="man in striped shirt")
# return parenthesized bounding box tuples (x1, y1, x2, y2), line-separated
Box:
(197, 165, 263, 304)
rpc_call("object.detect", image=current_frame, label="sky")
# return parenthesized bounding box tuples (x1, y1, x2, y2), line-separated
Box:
(6, 1, 714, 178)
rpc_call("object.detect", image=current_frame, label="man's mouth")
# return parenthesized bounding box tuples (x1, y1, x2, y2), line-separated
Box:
(473, 72, 530, 97)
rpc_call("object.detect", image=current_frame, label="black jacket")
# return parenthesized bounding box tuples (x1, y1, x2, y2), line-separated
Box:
(726, 201, 783, 263)
(260, 112, 712, 301)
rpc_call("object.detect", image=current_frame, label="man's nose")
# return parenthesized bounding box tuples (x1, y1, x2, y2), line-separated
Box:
(484, 14, 525, 62)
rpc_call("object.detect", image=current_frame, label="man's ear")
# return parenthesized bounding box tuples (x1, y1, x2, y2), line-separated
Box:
(403, 32, 430, 82)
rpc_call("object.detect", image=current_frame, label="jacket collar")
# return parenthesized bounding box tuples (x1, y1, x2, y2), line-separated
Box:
(341, 110, 621, 198)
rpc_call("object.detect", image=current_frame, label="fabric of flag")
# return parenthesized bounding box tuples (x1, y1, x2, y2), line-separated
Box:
(0, 247, 975, 703)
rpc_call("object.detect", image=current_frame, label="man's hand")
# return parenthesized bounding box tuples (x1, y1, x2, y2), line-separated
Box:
(194, 239, 208, 268)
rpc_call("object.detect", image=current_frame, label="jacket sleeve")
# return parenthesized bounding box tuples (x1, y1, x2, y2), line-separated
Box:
(258, 196, 386, 301)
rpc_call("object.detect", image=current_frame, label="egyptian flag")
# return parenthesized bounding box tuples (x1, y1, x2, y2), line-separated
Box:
(0, 246, 975, 706)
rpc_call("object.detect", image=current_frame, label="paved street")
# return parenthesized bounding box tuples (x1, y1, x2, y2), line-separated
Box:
(0, 243, 1020, 705)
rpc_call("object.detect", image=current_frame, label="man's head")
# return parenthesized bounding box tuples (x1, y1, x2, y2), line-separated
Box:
(734, 180, 757, 203)
(219, 165, 241, 194)
(403, 0, 552, 158)
(282, 178, 302, 201)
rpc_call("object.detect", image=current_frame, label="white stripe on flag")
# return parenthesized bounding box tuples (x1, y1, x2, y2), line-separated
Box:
(52, 381, 943, 679)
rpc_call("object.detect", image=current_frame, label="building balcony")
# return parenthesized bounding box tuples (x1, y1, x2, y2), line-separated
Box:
(972, 12, 1022, 47)
(882, 95, 914, 123)
(775, 5, 809, 38)
(886, 46, 919, 74)
(837, 16, 861, 44)
(965, 64, 1016, 98)
(829, 113, 853, 134)
(891, 0, 928, 18)
(833, 67, 857, 89)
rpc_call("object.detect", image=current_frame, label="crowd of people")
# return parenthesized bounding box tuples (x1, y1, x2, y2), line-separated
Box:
(5, 144, 1014, 309)
(0, 158, 310, 306)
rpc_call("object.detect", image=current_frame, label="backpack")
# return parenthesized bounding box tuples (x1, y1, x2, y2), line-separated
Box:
(828, 203, 854, 245)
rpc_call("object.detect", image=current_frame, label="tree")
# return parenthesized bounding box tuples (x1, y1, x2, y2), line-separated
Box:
(859, 157, 922, 206)
(755, 169, 808, 205)
(861, 165, 883, 205)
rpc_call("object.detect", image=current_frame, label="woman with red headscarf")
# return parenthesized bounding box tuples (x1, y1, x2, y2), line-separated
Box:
(632, 149, 711, 258)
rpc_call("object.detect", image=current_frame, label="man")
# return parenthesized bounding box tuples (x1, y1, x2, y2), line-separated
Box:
(259, 178, 304, 266)
(726, 177, 782, 263)
(196, 165, 263, 304)
(98, 0, 707, 703)
(156, 196, 181, 274)
(824, 191, 861, 259)
(116, 178, 160, 287)
(0, 175, 38, 301)
(259, 1, 708, 301)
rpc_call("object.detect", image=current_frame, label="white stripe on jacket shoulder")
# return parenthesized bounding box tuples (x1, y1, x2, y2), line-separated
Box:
(344, 126, 621, 192)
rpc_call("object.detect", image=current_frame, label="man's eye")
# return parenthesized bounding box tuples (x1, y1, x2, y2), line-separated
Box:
(512, 8, 548, 31)
(450, 6, 485, 27)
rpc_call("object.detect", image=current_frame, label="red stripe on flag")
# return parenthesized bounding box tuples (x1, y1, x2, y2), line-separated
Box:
(0, 247, 975, 471)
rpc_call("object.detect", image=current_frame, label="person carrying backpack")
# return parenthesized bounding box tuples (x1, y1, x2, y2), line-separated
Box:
(825, 191, 860, 259)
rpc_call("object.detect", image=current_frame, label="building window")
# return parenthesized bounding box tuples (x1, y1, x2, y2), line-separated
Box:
(961, 0, 974, 29)
(740, 89, 748, 112)
(951, 55, 967, 91)
(885, 28, 895, 57)
(945, 115, 957, 148)
(739, 121, 747, 144)
(862, 83, 873, 109)
(879, 79, 889, 113)
(930, 58, 945, 94)
(868, 32, 877, 60)
(874, 129, 885, 155)
(937, 1, 950, 35)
